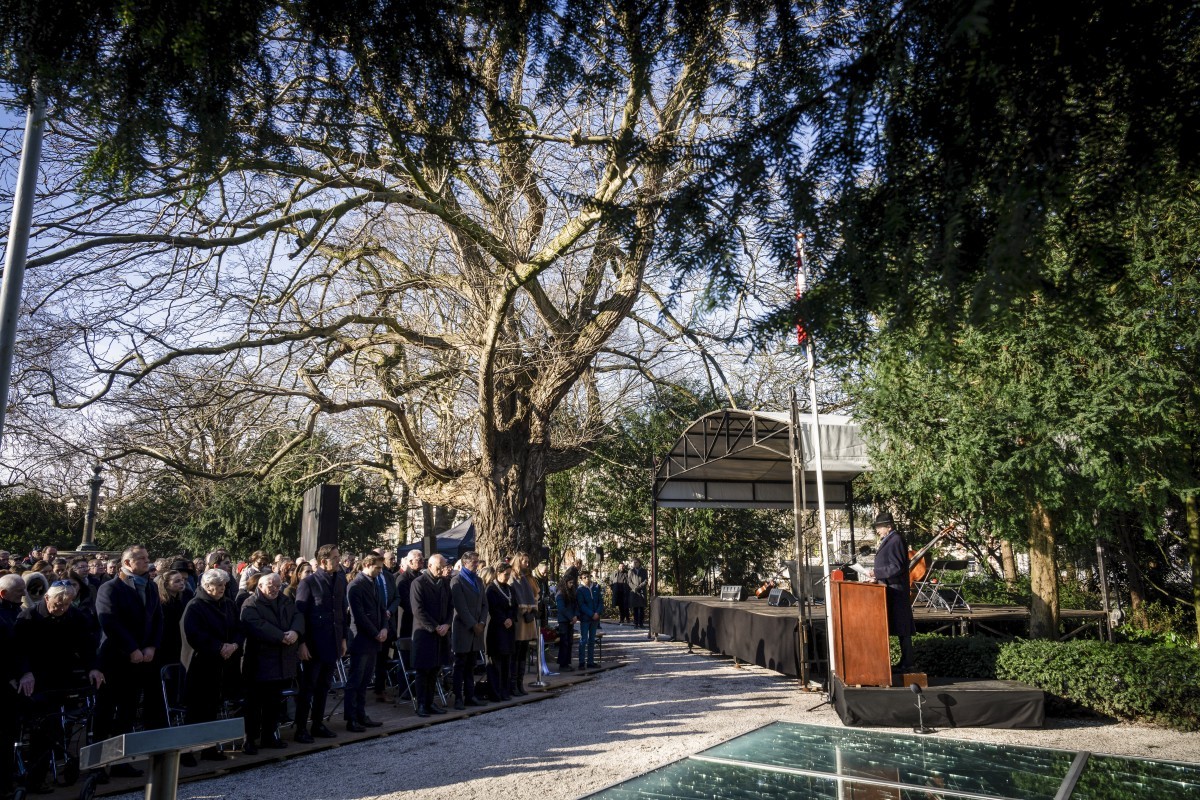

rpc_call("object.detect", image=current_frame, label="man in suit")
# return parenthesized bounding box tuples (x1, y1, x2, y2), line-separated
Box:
(372, 550, 401, 703)
(294, 543, 348, 742)
(867, 511, 917, 672)
(410, 553, 452, 717)
(395, 549, 425, 639)
(627, 558, 648, 628)
(450, 551, 489, 710)
(0, 573, 32, 798)
(95, 545, 164, 777)
(345, 554, 388, 731)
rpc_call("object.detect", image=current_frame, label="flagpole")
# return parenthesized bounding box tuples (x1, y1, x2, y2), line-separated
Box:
(796, 233, 836, 686)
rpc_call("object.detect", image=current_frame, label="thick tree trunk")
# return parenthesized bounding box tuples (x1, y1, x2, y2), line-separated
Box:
(1184, 493, 1200, 644)
(473, 429, 548, 566)
(1000, 539, 1018, 586)
(1027, 501, 1060, 640)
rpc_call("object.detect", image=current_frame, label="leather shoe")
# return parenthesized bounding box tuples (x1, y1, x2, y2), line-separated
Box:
(466, 697, 488, 707)
(242, 741, 259, 755)
(360, 716, 383, 728)
(262, 736, 288, 749)
(453, 699, 466, 710)
(312, 725, 338, 739)
(416, 706, 431, 718)
(429, 705, 447, 715)
(346, 721, 366, 733)
(294, 730, 314, 744)
(560, 664, 575, 672)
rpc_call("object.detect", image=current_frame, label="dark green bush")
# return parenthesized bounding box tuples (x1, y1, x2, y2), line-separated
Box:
(995, 639, 1200, 731)
(890, 633, 1001, 679)
(959, 574, 1101, 610)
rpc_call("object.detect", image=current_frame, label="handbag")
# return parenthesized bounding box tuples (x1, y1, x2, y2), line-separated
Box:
(522, 610, 536, 623)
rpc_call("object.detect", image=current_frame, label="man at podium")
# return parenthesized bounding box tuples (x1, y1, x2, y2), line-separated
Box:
(865, 511, 916, 671)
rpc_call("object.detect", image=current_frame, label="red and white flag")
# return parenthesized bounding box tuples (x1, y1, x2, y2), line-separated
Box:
(795, 232, 808, 346)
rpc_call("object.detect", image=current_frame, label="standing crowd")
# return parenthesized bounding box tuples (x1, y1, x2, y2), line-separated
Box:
(0, 544, 649, 797)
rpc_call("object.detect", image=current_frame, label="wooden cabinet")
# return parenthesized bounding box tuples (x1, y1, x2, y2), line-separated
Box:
(829, 580, 891, 686)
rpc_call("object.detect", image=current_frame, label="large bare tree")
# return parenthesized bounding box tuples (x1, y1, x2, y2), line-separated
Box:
(7, 4, 826, 561)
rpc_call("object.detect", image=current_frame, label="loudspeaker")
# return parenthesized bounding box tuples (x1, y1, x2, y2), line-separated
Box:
(719, 585, 746, 602)
(300, 484, 340, 561)
(767, 588, 795, 607)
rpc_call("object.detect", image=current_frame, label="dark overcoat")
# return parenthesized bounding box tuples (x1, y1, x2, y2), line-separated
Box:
(347, 572, 386, 655)
(95, 575, 163, 671)
(294, 568, 348, 664)
(450, 571, 488, 654)
(409, 571, 451, 670)
(158, 589, 192, 666)
(240, 590, 304, 683)
(485, 582, 517, 656)
(626, 567, 648, 609)
(182, 590, 244, 706)
(872, 529, 917, 637)
(395, 567, 421, 638)
(16, 602, 100, 690)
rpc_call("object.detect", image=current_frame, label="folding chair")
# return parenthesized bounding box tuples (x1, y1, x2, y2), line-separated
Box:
(324, 657, 349, 720)
(392, 638, 421, 711)
(921, 560, 972, 612)
(160, 663, 187, 727)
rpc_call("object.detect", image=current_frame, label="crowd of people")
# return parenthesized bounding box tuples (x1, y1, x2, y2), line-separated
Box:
(0, 543, 649, 797)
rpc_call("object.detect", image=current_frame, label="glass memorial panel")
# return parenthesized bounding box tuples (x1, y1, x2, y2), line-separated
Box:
(1070, 753, 1200, 800)
(699, 723, 1070, 800)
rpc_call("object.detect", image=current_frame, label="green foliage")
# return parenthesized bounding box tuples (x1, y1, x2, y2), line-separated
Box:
(891, 633, 1002, 680)
(1118, 601, 1197, 647)
(996, 639, 1200, 731)
(0, 490, 79, 556)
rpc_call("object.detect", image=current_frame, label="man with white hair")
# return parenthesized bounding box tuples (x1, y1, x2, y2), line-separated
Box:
(410, 553, 452, 717)
(16, 580, 105, 792)
(95, 545, 164, 775)
(395, 549, 425, 639)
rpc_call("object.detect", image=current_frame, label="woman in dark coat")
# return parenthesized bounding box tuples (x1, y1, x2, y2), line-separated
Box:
(485, 566, 517, 700)
(182, 568, 244, 760)
(156, 569, 192, 666)
(240, 571, 303, 753)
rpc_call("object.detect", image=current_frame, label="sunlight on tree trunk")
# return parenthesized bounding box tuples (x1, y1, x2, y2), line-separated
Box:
(1000, 539, 1018, 587)
(1028, 501, 1059, 640)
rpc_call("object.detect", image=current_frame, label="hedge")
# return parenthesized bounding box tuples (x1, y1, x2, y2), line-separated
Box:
(887, 634, 1200, 731)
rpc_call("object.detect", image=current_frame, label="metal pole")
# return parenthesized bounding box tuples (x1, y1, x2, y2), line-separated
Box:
(0, 86, 46, 449)
(798, 233, 837, 682)
(145, 751, 180, 800)
(1096, 539, 1113, 642)
(789, 389, 810, 686)
(79, 463, 104, 551)
(649, 458, 658, 640)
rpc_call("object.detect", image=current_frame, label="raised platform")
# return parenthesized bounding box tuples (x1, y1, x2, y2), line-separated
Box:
(833, 674, 1045, 729)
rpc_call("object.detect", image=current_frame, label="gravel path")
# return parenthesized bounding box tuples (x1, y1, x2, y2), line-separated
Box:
(123, 625, 1200, 800)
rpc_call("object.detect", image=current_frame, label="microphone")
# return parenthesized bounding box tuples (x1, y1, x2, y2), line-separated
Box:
(910, 683, 935, 735)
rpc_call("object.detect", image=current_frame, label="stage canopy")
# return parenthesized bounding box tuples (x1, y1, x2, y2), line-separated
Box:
(653, 409, 870, 510)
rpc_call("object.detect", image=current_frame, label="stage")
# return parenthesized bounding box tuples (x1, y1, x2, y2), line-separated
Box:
(651, 595, 1071, 729)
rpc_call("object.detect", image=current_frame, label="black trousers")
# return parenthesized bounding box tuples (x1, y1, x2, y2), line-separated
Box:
(633, 606, 645, 627)
(416, 668, 440, 710)
(373, 637, 394, 694)
(512, 640, 531, 689)
(452, 651, 477, 700)
(296, 660, 335, 730)
(557, 622, 574, 666)
(486, 654, 511, 699)
(97, 660, 165, 739)
(244, 679, 289, 742)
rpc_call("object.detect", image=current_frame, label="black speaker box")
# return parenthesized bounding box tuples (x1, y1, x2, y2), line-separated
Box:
(300, 484, 340, 561)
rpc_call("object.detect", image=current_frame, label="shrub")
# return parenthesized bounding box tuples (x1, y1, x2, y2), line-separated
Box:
(890, 633, 1001, 679)
(995, 639, 1200, 731)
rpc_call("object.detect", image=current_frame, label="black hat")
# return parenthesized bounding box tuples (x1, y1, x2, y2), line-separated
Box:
(170, 559, 194, 574)
(872, 511, 895, 527)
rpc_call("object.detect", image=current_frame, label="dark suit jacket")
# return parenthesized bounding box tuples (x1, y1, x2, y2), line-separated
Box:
(95, 574, 164, 669)
(395, 567, 421, 638)
(295, 567, 348, 664)
(347, 573, 387, 655)
(450, 571, 488, 653)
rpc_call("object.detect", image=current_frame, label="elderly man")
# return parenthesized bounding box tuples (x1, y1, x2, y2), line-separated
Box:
(0, 549, 10, 571)
(182, 568, 243, 760)
(95, 545, 165, 775)
(241, 572, 303, 753)
(866, 511, 916, 672)
(294, 543, 347, 742)
(410, 553, 452, 717)
(450, 551, 489, 710)
(395, 549, 425, 639)
(16, 582, 105, 791)
(345, 554, 388, 731)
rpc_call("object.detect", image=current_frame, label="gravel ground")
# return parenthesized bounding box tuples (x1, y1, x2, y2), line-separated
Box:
(122, 625, 1200, 800)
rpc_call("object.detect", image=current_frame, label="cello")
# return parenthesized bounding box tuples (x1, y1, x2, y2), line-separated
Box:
(908, 524, 954, 588)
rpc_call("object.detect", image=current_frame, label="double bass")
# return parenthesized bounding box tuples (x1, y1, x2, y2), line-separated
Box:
(907, 524, 954, 588)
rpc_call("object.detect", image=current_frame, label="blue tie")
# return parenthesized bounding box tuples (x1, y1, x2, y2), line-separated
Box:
(377, 574, 387, 604)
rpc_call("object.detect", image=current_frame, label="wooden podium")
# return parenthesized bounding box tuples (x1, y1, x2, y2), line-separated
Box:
(829, 579, 891, 686)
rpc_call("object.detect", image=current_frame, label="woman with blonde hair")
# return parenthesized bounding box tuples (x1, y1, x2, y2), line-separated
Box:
(508, 552, 539, 696)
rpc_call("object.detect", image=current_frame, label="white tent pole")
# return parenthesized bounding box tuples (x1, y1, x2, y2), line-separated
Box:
(797, 233, 836, 683)
(788, 387, 810, 685)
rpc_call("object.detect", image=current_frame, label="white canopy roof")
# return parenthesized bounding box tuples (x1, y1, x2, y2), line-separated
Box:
(653, 409, 870, 510)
